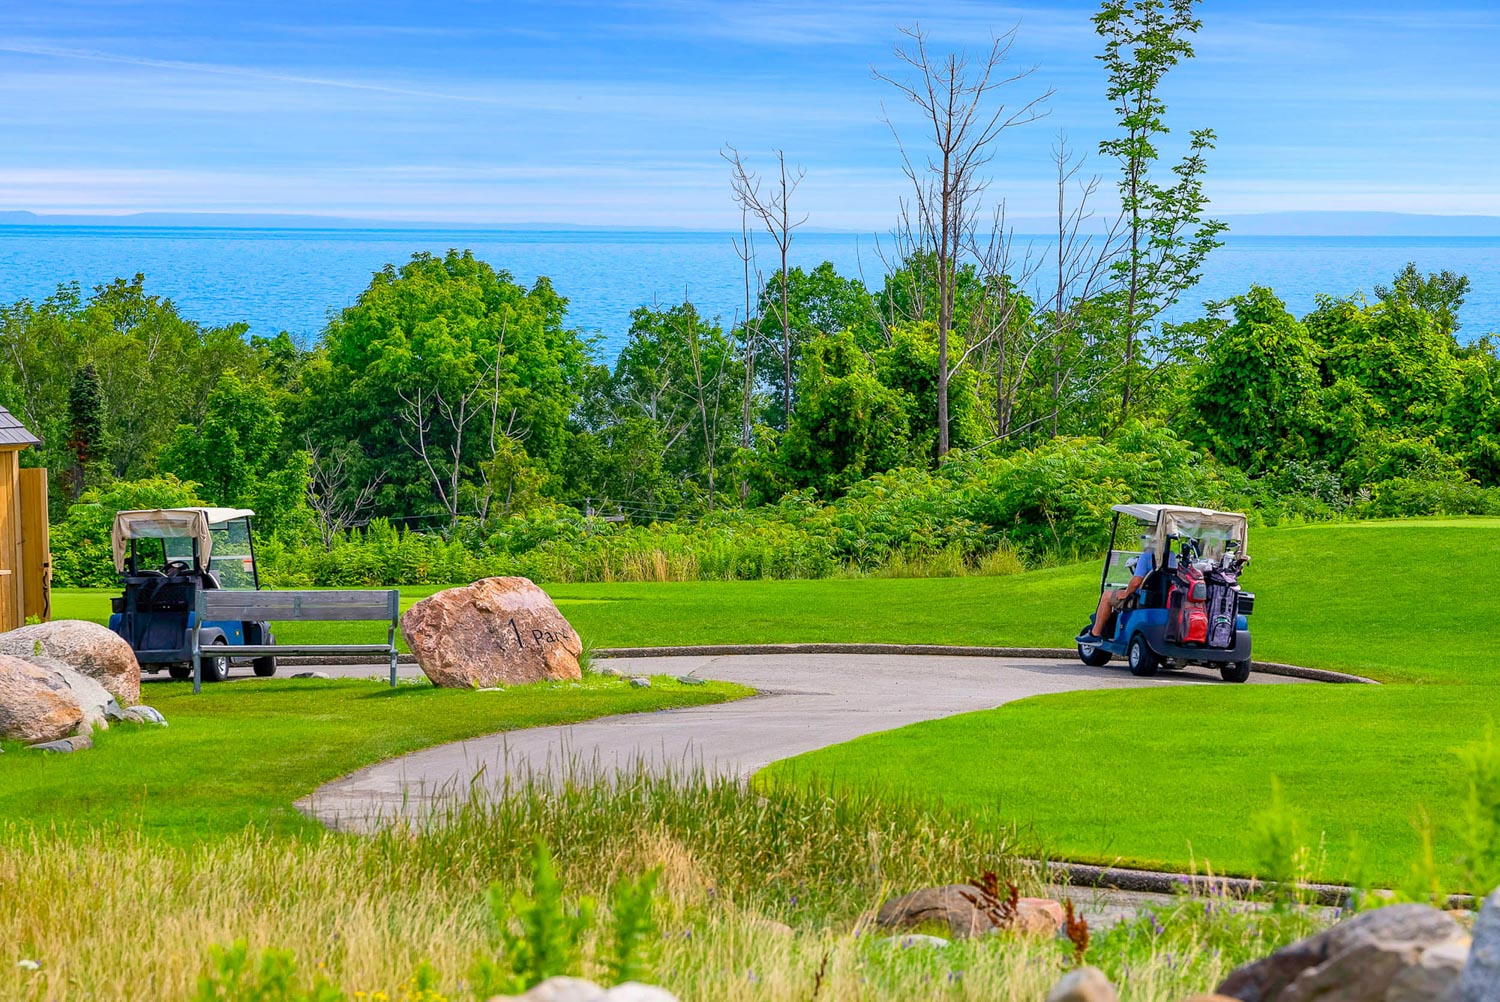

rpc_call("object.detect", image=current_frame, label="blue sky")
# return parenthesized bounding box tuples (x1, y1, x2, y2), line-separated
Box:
(2, 0, 1497, 227)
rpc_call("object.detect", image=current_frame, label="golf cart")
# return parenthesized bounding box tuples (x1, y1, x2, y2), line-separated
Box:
(108, 507, 276, 683)
(1076, 504, 1256, 683)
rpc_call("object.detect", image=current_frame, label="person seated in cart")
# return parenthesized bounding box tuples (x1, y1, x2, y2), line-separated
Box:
(1075, 534, 1156, 644)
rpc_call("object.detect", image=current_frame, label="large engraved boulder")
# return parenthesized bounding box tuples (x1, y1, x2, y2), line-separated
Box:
(0, 654, 86, 744)
(0, 620, 141, 706)
(401, 577, 582, 688)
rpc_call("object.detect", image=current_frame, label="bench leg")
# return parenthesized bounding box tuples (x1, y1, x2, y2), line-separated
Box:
(389, 648, 398, 688)
(192, 650, 202, 695)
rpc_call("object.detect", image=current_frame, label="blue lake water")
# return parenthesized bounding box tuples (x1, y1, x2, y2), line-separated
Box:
(1, 226, 1497, 357)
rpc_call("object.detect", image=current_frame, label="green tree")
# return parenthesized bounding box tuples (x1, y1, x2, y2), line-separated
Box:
(159, 371, 311, 537)
(65, 362, 105, 501)
(1188, 287, 1321, 471)
(775, 331, 915, 498)
(1376, 262, 1469, 339)
(310, 251, 590, 526)
(1095, 0, 1225, 418)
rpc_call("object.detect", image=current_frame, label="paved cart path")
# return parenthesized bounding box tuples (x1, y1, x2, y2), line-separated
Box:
(298, 653, 1302, 833)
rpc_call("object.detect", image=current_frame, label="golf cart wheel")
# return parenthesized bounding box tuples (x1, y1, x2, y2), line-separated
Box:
(1221, 660, 1252, 684)
(1127, 634, 1160, 677)
(252, 632, 277, 677)
(167, 663, 193, 681)
(1078, 642, 1112, 667)
(201, 642, 232, 683)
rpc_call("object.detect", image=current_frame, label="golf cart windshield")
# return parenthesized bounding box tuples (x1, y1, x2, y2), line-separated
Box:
(111, 507, 259, 588)
(1110, 504, 1249, 566)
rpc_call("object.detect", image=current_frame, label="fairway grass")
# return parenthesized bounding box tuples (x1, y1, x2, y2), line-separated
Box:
(762, 683, 1500, 887)
(53, 517, 1500, 684)
(0, 677, 746, 841)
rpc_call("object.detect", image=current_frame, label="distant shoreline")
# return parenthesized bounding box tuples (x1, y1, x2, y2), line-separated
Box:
(5, 209, 1500, 238)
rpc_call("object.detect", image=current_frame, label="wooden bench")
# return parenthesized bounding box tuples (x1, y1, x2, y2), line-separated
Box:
(192, 588, 401, 694)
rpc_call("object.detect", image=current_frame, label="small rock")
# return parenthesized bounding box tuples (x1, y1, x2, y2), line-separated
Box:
(746, 916, 795, 936)
(476, 686, 504, 692)
(595, 665, 623, 678)
(1460, 887, 1500, 1001)
(488, 976, 606, 1001)
(120, 705, 167, 726)
(675, 675, 705, 685)
(876, 884, 1059, 938)
(16, 959, 40, 971)
(291, 671, 331, 679)
(30, 734, 92, 753)
(880, 933, 950, 949)
(628, 676, 651, 688)
(1178, 996, 1240, 1002)
(1046, 966, 1117, 1002)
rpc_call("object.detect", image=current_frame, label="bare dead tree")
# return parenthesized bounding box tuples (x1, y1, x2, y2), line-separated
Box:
(972, 136, 1127, 447)
(730, 204, 762, 499)
(876, 23, 1051, 458)
(306, 439, 384, 550)
(394, 358, 496, 529)
(724, 145, 806, 429)
(677, 309, 732, 512)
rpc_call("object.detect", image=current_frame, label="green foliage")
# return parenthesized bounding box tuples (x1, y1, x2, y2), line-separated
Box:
(195, 939, 344, 1002)
(159, 370, 314, 537)
(603, 867, 661, 986)
(471, 842, 596, 995)
(50, 475, 204, 588)
(1455, 728, 1500, 901)
(1248, 778, 1303, 908)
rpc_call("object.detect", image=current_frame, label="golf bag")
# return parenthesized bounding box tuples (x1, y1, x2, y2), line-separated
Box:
(1204, 567, 1240, 649)
(1168, 559, 1210, 645)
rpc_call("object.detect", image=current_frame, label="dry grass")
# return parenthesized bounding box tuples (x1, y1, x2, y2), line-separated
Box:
(0, 764, 1326, 1001)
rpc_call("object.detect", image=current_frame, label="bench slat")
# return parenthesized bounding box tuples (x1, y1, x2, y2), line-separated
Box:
(200, 589, 398, 622)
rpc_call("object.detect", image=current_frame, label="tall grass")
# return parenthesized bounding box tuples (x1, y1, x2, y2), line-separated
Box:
(0, 764, 1328, 1001)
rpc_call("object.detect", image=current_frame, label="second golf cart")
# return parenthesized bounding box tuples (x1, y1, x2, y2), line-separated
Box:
(1076, 504, 1256, 683)
(108, 507, 277, 682)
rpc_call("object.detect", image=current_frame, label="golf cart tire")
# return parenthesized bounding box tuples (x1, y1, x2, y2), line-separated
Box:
(168, 663, 193, 681)
(1127, 634, 1160, 677)
(1221, 659, 1252, 684)
(200, 641, 232, 683)
(252, 632, 277, 677)
(1078, 643, 1112, 667)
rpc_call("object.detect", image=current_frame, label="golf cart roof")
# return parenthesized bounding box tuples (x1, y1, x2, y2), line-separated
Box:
(1111, 503, 1249, 557)
(111, 507, 255, 573)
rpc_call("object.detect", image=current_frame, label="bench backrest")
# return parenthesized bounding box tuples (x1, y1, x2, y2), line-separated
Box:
(197, 588, 400, 623)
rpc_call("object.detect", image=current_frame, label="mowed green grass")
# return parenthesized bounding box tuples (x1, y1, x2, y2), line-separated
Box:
(758, 519, 1500, 886)
(53, 517, 1500, 684)
(0, 677, 746, 843)
(762, 684, 1500, 887)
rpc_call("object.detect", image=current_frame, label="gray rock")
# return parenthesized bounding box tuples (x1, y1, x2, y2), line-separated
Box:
(120, 705, 167, 726)
(674, 675, 705, 685)
(1459, 887, 1500, 1002)
(1046, 966, 1118, 1002)
(30, 734, 92, 753)
(30, 657, 116, 732)
(628, 676, 651, 688)
(1388, 937, 1468, 1002)
(1219, 903, 1466, 1001)
(874, 883, 1060, 938)
(0, 654, 85, 744)
(879, 933, 950, 949)
(489, 976, 605, 1001)
(600, 985, 679, 1002)
(0, 620, 141, 705)
(291, 671, 331, 679)
(595, 665, 624, 678)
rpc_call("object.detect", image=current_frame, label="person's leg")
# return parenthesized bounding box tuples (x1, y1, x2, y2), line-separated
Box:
(1085, 590, 1121, 640)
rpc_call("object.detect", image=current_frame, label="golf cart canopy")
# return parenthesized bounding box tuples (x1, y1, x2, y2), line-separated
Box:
(111, 507, 255, 573)
(1111, 503, 1249, 562)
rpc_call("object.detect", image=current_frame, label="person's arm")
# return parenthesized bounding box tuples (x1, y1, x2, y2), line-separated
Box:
(1123, 573, 1146, 598)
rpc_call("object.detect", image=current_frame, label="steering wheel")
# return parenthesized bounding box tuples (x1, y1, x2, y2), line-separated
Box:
(166, 560, 191, 574)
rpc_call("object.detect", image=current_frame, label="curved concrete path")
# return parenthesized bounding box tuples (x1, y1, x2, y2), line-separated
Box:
(299, 652, 1303, 832)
